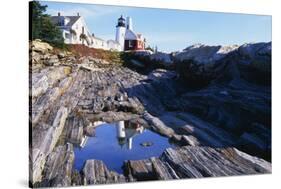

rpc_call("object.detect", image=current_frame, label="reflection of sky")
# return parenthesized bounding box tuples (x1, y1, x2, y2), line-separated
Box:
(41, 1, 271, 52)
(74, 123, 174, 173)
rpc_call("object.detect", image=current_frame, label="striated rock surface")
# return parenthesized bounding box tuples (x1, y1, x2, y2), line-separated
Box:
(41, 143, 74, 187)
(125, 146, 271, 180)
(30, 41, 271, 187)
(82, 160, 126, 185)
(126, 159, 155, 181)
(31, 106, 68, 184)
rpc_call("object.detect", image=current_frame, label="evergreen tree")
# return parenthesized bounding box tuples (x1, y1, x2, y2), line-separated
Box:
(31, 1, 46, 39)
(30, 1, 64, 48)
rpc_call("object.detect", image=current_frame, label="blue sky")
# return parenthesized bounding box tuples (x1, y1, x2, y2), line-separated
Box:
(41, 1, 271, 52)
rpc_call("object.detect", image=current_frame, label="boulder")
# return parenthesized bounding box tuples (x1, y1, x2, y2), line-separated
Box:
(31, 51, 42, 64)
(44, 55, 59, 66)
(83, 123, 96, 137)
(31, 39, 53, 53)
(181, 135, 201, 146)
(126, 159, 155, 181)
(147, 69, 178, 81)
(58, 52, 65, 59)
(143, 112, 175, 137)
(86, 111, 139, 123)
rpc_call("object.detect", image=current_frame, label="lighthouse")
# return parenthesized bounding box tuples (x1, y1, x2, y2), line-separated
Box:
(115, 15, 126, 51)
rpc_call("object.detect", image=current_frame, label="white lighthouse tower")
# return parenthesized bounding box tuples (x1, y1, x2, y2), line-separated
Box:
(115, 15, 126, 51)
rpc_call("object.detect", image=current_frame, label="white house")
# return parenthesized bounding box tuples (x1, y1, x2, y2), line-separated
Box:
(91, 35, 108, 50)
(51, 12, 93, 46)
(107, 39, 122, 51)
(51, 12, 121, 51)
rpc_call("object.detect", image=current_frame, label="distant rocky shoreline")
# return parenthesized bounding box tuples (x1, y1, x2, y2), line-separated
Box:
(30, 39, 271, 187)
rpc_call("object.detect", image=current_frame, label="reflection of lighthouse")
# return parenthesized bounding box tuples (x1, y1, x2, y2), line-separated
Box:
(116, 120, 144, 150)
(117, 121, 126, 148)
(128, 137, 133, 150)
(117, 120, 126, 138)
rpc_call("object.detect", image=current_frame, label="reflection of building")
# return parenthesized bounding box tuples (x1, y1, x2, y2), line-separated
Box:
(80, 136, 88, 148)
(116, 120, 144, 150)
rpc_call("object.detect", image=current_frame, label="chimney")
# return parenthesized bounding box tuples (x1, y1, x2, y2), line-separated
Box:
(126, 17, 133, 30)
(77, 12, 80, 16)
(58, 12, 61, 16)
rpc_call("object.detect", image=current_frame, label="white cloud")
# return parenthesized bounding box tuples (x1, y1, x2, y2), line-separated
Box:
(46, 5, 126, 19)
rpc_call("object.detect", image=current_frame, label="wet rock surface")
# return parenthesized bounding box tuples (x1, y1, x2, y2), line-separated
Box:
(30, 41, 271, 187)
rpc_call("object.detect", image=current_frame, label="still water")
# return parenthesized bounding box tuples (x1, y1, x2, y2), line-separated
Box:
(74, 121, 174, 174)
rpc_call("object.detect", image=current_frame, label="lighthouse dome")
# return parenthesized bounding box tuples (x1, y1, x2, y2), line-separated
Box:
(116, 15, 126, 27)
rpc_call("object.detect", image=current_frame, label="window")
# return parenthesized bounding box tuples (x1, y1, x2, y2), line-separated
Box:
(128, 40, 133, 48)
(58, 20, 64, 26)
(65, 33, 70, 39)
(58, 18, 65, 26)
